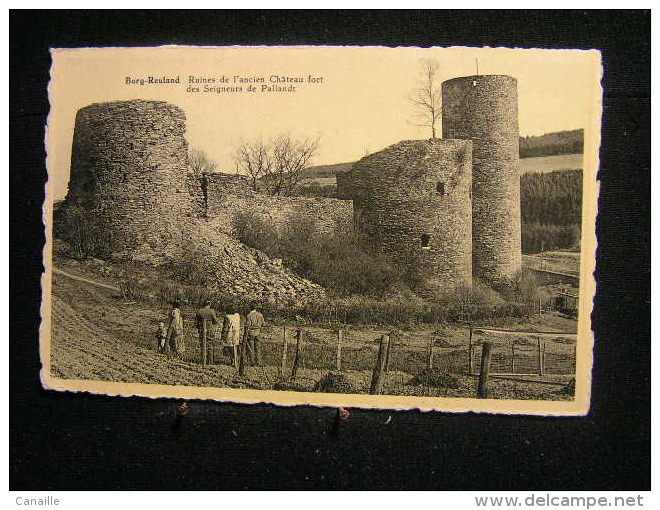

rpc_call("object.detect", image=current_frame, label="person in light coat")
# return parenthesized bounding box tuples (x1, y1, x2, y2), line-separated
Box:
(166, 301, 185, 358)
(221, 310, 241, 368)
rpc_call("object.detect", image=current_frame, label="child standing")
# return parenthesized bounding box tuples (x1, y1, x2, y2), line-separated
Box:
(156, 321, 167, 353)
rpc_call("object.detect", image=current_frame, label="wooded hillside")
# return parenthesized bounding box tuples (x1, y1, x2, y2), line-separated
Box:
(521, 169, 582, 225)
(520, 169, 582, 253)
(519, 129, 584, 158)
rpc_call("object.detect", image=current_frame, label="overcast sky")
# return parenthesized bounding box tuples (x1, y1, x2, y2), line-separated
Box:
(47, 45, 602, 199)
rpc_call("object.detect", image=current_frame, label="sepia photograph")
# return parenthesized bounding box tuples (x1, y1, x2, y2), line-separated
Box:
(41, 45, 601, 414)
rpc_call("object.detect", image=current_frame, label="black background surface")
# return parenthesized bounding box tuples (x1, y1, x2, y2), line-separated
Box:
(10, 10, 651, 490)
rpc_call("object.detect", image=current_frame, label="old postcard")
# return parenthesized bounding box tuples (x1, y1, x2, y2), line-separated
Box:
(41, 45, 601, 415)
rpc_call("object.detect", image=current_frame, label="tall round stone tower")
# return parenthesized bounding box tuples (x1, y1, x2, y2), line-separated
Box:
(442, 75, 522, 289)
(350, 139, 472, 297)
(66, 100, 200, 253)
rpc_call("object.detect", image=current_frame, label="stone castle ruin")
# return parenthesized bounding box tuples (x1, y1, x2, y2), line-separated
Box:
(349, 139, 473, 296)
(345, 74, 522, 292)
(203, 172, 351, 236)
(62, 100, 329, 306)
(442, 75, 522, 288)
(61, 74, 521, 303)
(67, 100, 204, 254)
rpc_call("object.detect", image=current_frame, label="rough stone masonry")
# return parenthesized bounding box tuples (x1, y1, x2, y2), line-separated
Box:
(349, 139, 473, 297)
(442, 75, 522, 289)
(67, 100, 202, 253)
(204, 172, 352, 237)
(63, 100, 330, 306)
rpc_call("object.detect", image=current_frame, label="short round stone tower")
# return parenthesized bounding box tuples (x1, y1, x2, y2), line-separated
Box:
(442, 75, 522, 289)
(65, 100, 200, 253)
(350, 139, 473, 297)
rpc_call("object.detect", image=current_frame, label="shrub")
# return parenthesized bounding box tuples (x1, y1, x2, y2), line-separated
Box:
(305, 234, 401, 297)
(278, 212, 319, 275)
(232, 210, 281, 257)
(313, 373, 357, 393)
(233, 211, 402, 298)
(409, 368, 460, 388)
(54, 204, 114, 260)
(116, 274, 142, 301)
(515, 272, 541, 304)
(167, 247, 217, 287)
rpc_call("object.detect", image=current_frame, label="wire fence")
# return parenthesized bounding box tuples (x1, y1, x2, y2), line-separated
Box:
(469, 328, 577, 376)
(131, 319, 576, 383)
(220, 325, 577, 377)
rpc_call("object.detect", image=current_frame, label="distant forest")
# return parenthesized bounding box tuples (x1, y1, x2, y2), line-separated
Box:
(521, 169, 582, 226)
(518, 129, 584, 158)
(302, 129, 584, 179)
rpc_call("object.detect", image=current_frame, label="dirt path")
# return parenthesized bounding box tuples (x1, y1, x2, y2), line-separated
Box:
(52, 267, 121, 292)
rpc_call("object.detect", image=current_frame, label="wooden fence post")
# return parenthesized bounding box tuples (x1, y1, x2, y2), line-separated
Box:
(427, 336, 434, 370)
(468, 326, 474, 374)
(369, 335, 390, 395)
(280, 325, 288, 377)
(511, 341, 516, 373)
(291, 329, 303, 380)
(336, 329, 343, 371)
(384, 332, 394, 372)
(477, 342, 492, 398)
(538, 338, 545, 377)
(238, 324, 248, 376)
(201, 325, 207, 366)
(541, 341, 546, 377)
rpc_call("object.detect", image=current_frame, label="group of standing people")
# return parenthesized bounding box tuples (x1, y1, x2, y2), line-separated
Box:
(156, 300, 265, 367)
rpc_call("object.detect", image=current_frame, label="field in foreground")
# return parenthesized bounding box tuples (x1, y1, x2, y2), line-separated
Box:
(49, 263, 577, 401)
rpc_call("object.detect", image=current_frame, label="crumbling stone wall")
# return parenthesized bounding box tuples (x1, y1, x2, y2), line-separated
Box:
(65, 100, 202, 253)
(202, 172, 352, 235)
(442, 75, 522, 288)
(204, 173, 253, 215)
(208, 193, 353, 237)
(349, 139, 473, 297)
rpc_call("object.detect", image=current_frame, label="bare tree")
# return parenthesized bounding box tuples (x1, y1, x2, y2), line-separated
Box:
(233, 135, 319, 196)
(409, 58, 442, 139)
(267, 135, 319, 196)
(234, 138, 271, 191)
(189, 148, 217, 176)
